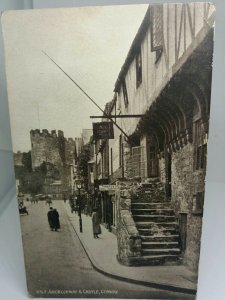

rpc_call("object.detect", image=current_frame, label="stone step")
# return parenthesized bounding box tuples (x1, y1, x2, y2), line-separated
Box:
(138, 228, 179, 236)
(141, 235, 180, 242)
(132, 208, 174, 216)
(132, 198, 166, 204)
(131, 203, 171, 209)
(133, 215, 176, 222)
(128, 254, 182, 266)
(142, 241, 179, 249)
(142, 248, 181, 256)
(141, 177, 160, 183)
(136, 186, 165, 190)
(136, 221, 179, 228)
(135, 191, 165, 196)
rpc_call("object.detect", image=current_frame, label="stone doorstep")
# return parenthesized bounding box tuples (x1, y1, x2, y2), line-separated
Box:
(141, 235, 180, 242)
(133, 214, 175, 217)
(142, 241, 179, 247)
(131, 202, 171, 207)
(136, 221, 179, 226)
(132, 208, 174, 211)
(142, 248, 181, 255)
(133, 215, 176, 220)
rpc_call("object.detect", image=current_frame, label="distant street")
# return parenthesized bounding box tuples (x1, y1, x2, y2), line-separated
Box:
(20, 200, 194, 299)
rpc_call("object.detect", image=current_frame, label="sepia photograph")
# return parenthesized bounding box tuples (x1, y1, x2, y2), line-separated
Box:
(2, 2, 215, 299)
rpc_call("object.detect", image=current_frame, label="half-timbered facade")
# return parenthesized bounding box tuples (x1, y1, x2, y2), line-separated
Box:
(105, 3, 214, 272)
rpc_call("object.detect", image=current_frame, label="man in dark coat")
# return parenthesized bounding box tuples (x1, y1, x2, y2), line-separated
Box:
(47, 207, 54, 231)
(52, 208, 60, 231)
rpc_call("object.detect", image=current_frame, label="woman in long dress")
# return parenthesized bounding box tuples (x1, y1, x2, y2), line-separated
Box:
(91, 209, 101, 238)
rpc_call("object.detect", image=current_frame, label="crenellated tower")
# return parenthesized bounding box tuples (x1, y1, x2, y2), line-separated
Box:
(30, 129, 76, 196)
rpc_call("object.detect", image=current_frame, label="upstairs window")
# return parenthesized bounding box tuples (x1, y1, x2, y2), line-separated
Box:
(136, 49, 142, 88)
(122, 79, 128, 108)
(150, 5, 163, 64)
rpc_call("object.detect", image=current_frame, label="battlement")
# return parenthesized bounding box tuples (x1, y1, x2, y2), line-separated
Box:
(65, 137, 75, 144)
(14, 151, 24, 166)
(30, 129, 65, 138)
(15, 150, 22, 154)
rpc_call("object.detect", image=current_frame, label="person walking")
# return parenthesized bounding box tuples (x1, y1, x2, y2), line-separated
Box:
(47, 207, 54, 231)
(52, 208, 60, 231)
(91, 209, 101, 238)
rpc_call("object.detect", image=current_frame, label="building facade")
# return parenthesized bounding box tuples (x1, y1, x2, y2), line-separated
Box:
(91, 3, 215, 272)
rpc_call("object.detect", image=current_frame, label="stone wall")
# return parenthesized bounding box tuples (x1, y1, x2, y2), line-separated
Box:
(158, 156, 166, 183)
(14, 151, 24, 167)
(171, 143, 194, 213)
(185, 214, 203, 271)
(116, 182, 141, 266)
(171, 142, 205, 272)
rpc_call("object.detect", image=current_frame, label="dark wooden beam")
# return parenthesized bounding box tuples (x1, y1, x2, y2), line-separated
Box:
(90, 114, 144, 119)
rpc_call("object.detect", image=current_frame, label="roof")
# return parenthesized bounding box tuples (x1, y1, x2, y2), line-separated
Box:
(114, 6, 150, 92)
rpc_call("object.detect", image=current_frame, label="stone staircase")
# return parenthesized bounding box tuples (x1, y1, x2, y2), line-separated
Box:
(130, 179, 182, 266)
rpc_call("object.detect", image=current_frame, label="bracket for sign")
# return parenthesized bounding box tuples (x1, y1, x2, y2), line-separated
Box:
(90, 114, 144, 119)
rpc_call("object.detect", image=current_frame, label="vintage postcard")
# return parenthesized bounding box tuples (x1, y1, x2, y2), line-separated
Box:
(2, 2, 215, 299)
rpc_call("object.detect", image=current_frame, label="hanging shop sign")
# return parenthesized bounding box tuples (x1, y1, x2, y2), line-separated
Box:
(99, 184, 116, 192)
(93, 122, 114, 140)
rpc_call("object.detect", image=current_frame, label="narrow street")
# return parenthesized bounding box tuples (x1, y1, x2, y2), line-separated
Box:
(20, 200, 194, 299)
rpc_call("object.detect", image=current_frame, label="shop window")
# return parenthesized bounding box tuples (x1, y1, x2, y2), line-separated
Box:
(122, 79, 128, 108)
(136, 49, 142, 88)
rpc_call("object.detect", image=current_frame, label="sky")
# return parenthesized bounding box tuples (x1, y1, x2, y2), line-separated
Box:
(2, 4, 148, 152)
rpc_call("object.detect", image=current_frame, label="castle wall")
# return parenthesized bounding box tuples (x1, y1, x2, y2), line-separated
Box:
(30, 129, 76, 197)
(30, 129, 62, 171)
(14, 151, 24, 167)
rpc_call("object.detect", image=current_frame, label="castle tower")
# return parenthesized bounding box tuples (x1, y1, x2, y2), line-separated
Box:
(30, 129, 62, 171)
(30, 129, 76, 197)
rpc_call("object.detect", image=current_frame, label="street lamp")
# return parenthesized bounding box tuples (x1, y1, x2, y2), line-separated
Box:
(75, 178, 83, 233)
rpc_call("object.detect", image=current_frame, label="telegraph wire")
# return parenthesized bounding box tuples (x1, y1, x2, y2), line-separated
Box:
(42, 51, 130, 141)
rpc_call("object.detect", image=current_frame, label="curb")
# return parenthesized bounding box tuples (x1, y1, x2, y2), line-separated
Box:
(68, 215, 197, 296)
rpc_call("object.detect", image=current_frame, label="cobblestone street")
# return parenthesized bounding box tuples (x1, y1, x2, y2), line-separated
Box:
(20, 200, 194, 299)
